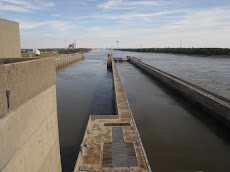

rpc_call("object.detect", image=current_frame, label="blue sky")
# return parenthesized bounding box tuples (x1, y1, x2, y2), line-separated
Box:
(0, 0, 230, 48)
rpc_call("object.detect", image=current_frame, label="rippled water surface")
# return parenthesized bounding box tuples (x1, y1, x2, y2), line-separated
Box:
(116, 51, 230, 100)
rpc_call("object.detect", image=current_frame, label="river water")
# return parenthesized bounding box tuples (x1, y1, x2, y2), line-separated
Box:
(56, 50, 230, 172)
(56, 51, 114, 172)
(116, 51, 230, 100)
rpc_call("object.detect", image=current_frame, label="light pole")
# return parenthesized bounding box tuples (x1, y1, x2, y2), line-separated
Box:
(141, 44, 142, 60)
(116, 41, 119, 59)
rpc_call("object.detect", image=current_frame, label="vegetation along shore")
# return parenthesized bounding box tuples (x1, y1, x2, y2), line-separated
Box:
(118, 48, 230, 56)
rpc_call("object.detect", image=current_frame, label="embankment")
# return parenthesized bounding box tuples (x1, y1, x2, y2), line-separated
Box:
(130, 57, 230, 126)
(56, 55, 85, 69)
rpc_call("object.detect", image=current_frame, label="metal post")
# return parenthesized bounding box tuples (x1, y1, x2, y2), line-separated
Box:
(117, 41, 119, 62)
(141, 44, 142, 60)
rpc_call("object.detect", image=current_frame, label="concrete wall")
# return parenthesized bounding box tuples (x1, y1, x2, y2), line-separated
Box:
(56, 55, 85, 70)
(130, 57, 230, 126)
(0, 18, 21, 58)
(0, 58, 61, 172)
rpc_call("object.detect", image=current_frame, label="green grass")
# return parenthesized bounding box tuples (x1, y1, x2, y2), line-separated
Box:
(21, 53, 63, 58)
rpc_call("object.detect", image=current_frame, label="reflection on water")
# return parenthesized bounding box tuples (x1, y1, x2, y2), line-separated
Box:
(56, 50, 114, 172)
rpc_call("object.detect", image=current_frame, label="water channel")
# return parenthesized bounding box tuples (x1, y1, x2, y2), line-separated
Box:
(56, 50, 230, 172)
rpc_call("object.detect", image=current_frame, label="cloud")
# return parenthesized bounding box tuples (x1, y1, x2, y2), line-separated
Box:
(0, 2, 30, 12)
(98, 0, 168, 9)
(20, 20, 71, 33)
(95, 9, 188, 22)
(0, 0, 55, 12)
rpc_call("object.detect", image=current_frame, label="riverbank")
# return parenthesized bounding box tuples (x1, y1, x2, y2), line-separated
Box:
(118, 48, 230, 57)
(56, 55, 85, 70)
(21, 52, 85, 58)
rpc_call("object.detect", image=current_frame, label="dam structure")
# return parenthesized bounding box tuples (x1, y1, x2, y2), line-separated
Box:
(56, 55, 85, 70)
(74, 57, 151, 171)
(129, 57, 230, 127)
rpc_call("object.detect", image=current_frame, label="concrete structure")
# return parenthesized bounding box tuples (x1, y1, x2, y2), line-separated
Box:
(0, 18, 21, 58)
(73, 57, 151, 172)
(56, 55, 85, 70)
(130, 57, 230, 127)
(68, 42, 76, 50)
(0, 57, 62, 172)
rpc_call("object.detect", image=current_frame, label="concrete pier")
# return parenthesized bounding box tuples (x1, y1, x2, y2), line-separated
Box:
(130, 57, 230, 127)
(73, 58, 151, 171)
(56, 55, 85, 70)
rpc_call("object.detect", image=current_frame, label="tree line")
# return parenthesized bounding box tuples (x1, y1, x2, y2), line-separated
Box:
(118, 48, 230, 56)
(57, 48, 91, 54)
(21, 48, 91, 54)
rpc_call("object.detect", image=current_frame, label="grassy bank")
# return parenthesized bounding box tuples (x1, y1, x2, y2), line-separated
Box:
(21, 53, 63, 58)
(21, 48, 92, 58)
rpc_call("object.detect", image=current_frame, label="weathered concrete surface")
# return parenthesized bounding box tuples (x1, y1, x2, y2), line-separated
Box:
(74, 58, 151, 172)
(0, 85, 61, 172)
(0, 58, 56, 116)
(0, 58, 61, 172)
(56, 55, 85, 69)
(0, 18, 21, 58)
(130, 57, 230, 126)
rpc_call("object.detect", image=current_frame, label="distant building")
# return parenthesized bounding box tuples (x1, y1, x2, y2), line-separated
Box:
(0, 18, 21, 58)
(68, 43, 75, 49)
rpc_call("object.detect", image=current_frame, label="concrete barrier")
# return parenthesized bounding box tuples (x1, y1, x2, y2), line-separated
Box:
(0, 57, 61, 172)
(130, 57, 230, 126)
(73, 57, 151, 172)
(55, 55, 85, 70)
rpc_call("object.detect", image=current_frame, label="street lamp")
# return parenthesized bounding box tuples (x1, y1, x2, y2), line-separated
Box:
(117, 41, 119, 59)
(141, 44, 142, 60)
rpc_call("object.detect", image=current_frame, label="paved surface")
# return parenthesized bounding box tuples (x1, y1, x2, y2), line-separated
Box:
(102, 127, 138, 168)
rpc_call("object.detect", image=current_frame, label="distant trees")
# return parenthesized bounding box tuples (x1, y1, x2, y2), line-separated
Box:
(21, 48, 91, 54)
(57, 48, 91, 54)
(118, 48, 230, 56)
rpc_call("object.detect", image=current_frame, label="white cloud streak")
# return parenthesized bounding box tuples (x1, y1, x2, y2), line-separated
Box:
(98, 0, 168, 9)
(0, 0, 55, 12)
(0, 2, 30, 12)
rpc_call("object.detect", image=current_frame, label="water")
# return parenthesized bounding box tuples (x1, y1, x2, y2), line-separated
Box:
(56, 50, 114, 172)
(56, 50, 230, 172)
(117, 62, 230, 172)
(116, 51, 230, 100)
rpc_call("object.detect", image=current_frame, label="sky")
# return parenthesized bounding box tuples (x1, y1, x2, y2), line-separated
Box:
(0, 0, 230, 48)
